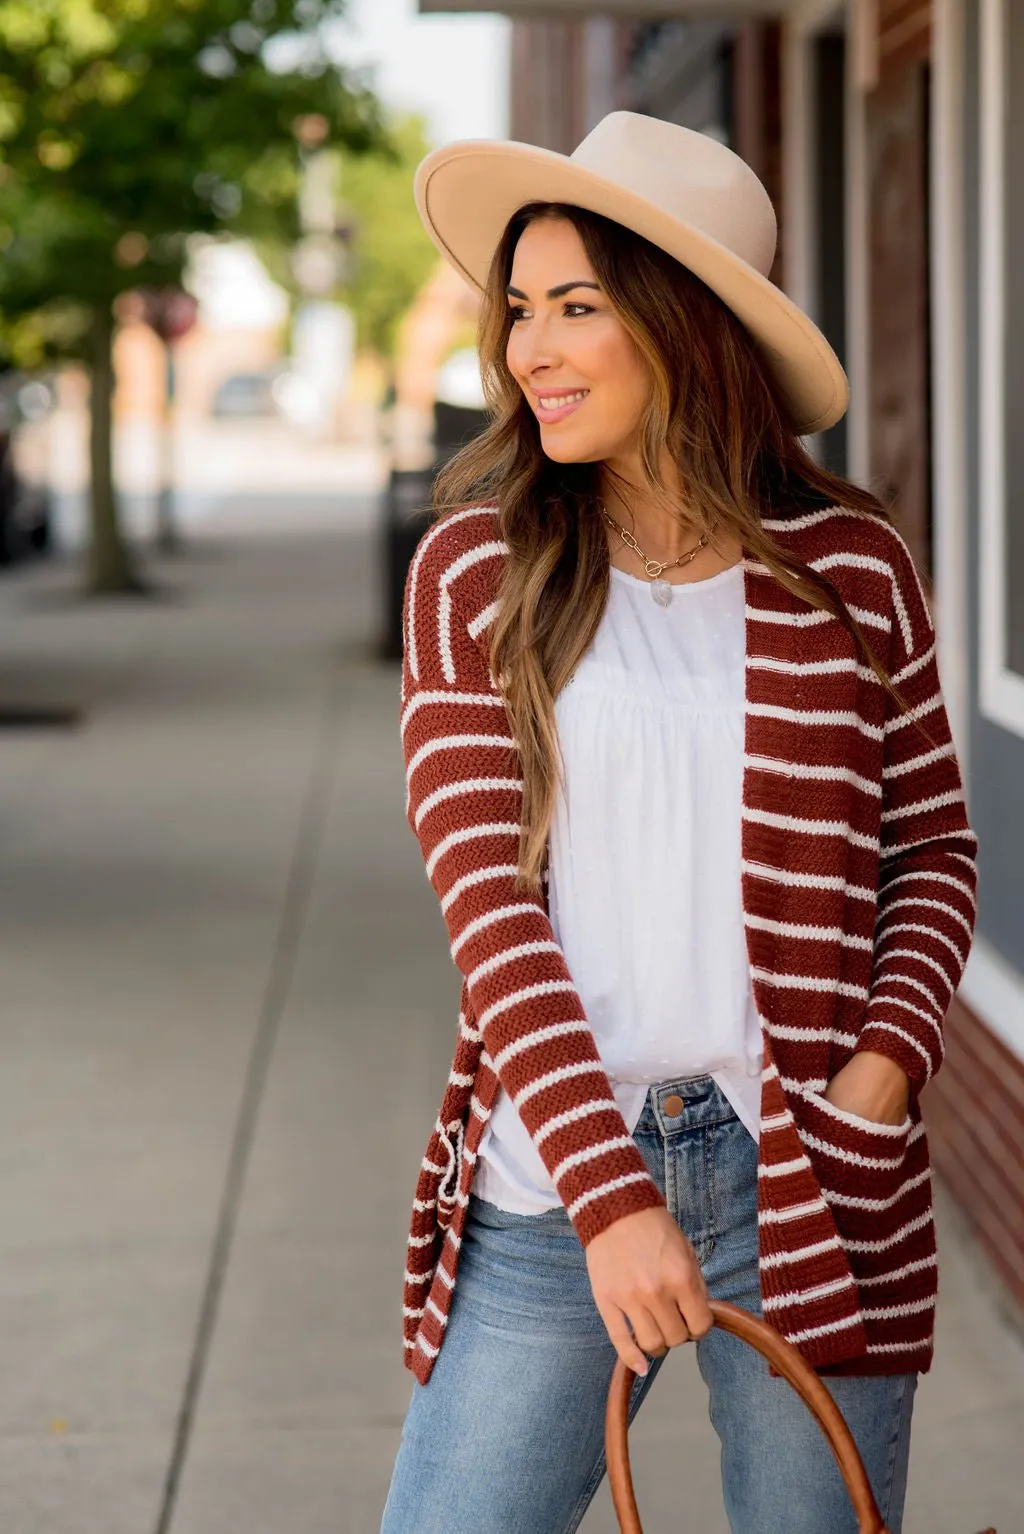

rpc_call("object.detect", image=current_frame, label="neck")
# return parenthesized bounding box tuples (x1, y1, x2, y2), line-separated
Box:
(598, 450, 701, 562)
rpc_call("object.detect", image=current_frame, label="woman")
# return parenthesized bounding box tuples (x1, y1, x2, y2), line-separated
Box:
(381, 113, 977, 1534)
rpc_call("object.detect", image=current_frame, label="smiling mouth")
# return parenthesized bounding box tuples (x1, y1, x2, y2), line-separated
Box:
(537, 389, 588, 408)
(533, 389, 589, 421)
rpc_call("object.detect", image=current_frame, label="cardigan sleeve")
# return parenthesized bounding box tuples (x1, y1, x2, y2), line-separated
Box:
(400, 524, 665, 1247)
(853, 532, 979, 1094)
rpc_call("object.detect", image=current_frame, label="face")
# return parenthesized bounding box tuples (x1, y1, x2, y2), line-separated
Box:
(504, 217, 650, 466)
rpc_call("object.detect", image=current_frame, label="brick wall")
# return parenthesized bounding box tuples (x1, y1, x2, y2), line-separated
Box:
(924, 997, 1024, 1314)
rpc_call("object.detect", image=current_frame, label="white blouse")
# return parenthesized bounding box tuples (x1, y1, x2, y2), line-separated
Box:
(471, 560, 764, 1214)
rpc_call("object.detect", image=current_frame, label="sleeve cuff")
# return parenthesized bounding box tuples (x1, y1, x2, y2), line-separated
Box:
(854, 1017, 933, 1098)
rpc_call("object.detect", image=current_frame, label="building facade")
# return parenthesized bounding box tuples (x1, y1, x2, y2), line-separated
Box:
(419, 0, 1024, 1320)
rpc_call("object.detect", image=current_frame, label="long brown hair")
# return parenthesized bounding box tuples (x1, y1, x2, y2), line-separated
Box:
(432, 201, 897, 889)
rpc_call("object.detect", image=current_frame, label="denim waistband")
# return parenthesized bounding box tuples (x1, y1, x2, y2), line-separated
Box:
(467, 1075, 741, 1230)
(632, 1073, 739, 1136)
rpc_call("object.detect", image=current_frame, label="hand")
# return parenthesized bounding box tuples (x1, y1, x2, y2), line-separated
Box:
(824, 1051, 911, 1127)
(585, 1205, 712, 1378)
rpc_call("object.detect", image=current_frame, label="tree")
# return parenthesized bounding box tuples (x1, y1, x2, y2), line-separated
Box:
(334, 112, 441, 360)
(0, 0, 391, 592)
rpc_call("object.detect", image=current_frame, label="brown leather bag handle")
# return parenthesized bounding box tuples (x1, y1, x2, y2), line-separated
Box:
(605, 1299, 996, 1534)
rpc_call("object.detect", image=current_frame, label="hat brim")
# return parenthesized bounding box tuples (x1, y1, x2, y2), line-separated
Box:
(414, 139, 848, 436)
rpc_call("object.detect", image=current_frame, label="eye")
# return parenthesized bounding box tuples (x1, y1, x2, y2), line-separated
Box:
(506, 302, 595, 322)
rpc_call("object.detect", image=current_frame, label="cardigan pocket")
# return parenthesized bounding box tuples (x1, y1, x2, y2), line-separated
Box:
(794, 1088, 913, 1215)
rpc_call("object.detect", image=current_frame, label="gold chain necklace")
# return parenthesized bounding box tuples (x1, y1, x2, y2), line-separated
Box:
(600, 503, 710, 608)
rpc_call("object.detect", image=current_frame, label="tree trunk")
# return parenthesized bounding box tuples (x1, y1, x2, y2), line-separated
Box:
(88, 302, 140, 593)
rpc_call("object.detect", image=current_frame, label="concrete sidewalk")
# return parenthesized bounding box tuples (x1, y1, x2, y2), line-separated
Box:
(0, 510, 1019, 1533)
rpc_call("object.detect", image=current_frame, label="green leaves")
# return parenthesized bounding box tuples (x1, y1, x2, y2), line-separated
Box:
(0, 0, 392, 344)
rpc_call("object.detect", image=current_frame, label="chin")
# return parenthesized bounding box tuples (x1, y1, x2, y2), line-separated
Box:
(539, 429, 608, 465)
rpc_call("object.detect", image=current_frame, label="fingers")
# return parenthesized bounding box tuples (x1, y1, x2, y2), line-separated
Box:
(598, 1299, 655, 1377)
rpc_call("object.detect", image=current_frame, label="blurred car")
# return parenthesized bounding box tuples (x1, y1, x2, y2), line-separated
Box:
(210, 367, 323, 427)
(211, 370, 280, 418)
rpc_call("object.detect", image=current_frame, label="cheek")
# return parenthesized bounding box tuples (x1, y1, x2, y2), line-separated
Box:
(586, 332, 649, 431)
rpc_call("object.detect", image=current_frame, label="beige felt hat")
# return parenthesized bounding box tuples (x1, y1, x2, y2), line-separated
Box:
(413, 111, 848, 435)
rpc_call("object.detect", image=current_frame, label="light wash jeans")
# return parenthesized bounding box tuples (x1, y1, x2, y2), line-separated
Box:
(381, 1075, 916, 1534)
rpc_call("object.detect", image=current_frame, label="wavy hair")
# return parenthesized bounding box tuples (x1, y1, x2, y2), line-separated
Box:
(431, 201, 899, 889)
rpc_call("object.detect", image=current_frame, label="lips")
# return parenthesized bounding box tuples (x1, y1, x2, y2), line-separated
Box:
(532, 389, 589, 425)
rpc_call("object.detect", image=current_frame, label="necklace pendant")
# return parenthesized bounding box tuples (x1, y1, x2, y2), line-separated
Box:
(650, 577, 673, 607)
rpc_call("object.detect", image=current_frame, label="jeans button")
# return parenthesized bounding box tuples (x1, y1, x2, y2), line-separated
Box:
(663, 1093, 685, 1116)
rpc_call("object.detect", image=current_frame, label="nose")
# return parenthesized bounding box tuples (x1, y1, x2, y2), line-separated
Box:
(508, 310, 562, 378)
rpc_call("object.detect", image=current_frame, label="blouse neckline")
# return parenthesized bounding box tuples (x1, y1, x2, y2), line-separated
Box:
(608, 560, 744, 596)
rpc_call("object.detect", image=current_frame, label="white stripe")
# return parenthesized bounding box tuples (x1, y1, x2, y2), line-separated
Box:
(882, 867, 976, 900)
(441, 863, 519, 914)
(566, 1168, 654, 1221)
(753, 968, 868, 1000)
(415, 1333, 440, 1358)
(762, 1273, 856, 1311)
(746, 603, 835, 628)
(760, 1156, 811, 1178)
(744, 754, 881, 798)
(439, 541, 506, 682)
(760, 1234, 844, 1267)
(406, 732, 512, 780)
(781, 1312, 863, 1345)
(891, 579, 914, 655)
(881, 787, 964, 824)
(859, 1019, 935, 1076)
(764, 1021, 854, 1045)
(868, 987, 943, 1032)
(862, 1295, 934, 1321)
(882, 741, 955, 780)
(746, 603, 889, 635)
(405, 506, 499, 681)
(760, 505, 860, 531)
(866, 1338, 931, 1354)
(746, 701, 884, 740)
(449, 898, 539, 957)
(745, 913, 873, 950)
(746, 654, 878, 681)
(743, 806, 877, 849)
(884, 690, 943, 734)
(878, 920, 967, 965)
(758, 1195, 831, 1226)
(415, 776, 521, 830)
(534, 1097, 619, 1145)
(823, 1168, 931, 1211)
(856, 1253, 937, 1286)
(842, 1210, 934, 1254)
(514, 1059, 609, 1109)
(401, 688, 504, 735)
(467, 940, 563, 987)
(891, 643, 935, 687)
(877, 893, 975, 940)
(799, 1131, 906, 1171)
(488, 1012, 589, 1067)
(427, 821, 519, 882)
(874, 946, 956, 994)
(478, 980, 579, 1032)
(552, 1134, 636, 1183)
(468, 599, 500, 638)
(741, 860, 878, 902)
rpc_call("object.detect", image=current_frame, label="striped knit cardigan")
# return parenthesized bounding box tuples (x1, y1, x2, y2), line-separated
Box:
(398, 502, 977, 1386)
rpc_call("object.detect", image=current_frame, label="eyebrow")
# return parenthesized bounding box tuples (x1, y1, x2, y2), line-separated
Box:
(505, 280, 602, 300)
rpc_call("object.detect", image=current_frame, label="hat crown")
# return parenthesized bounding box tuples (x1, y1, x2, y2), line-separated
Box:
(569, 111, 777, 277)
